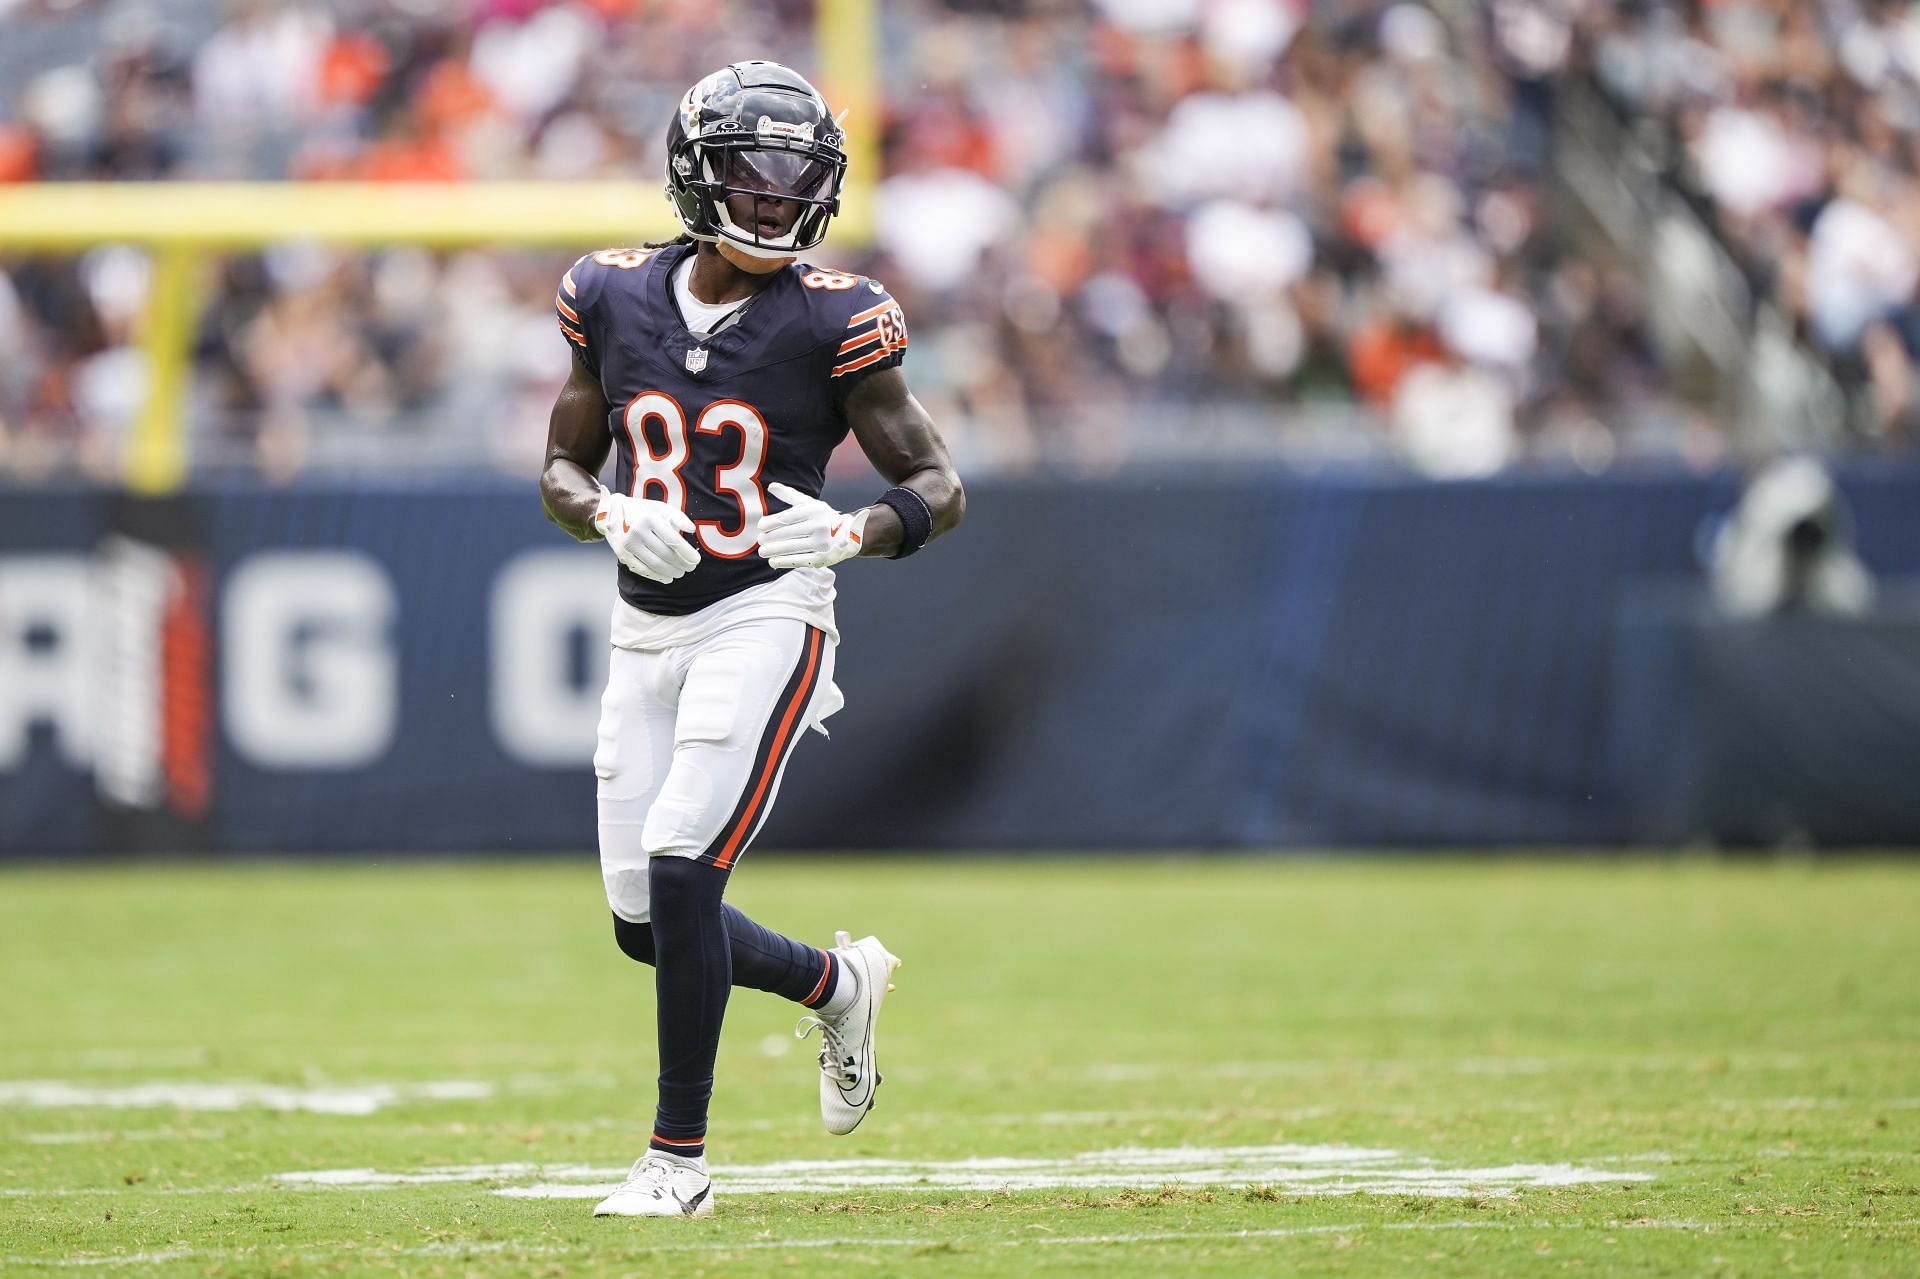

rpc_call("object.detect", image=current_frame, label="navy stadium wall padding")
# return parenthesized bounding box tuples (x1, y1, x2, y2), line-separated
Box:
(2, 468, 1918, 855)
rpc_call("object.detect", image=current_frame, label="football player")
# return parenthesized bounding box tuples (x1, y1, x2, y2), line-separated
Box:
(538, 61, 964, 1219)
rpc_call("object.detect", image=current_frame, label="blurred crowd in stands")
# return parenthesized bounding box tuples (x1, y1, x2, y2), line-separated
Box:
(1588, 0, 1920, 450)
(0, 0, 1916, 480)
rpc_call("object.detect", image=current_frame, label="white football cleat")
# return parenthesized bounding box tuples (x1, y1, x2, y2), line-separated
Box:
(592, 1151, 713, 1218)
(796, 931, 900, 1135)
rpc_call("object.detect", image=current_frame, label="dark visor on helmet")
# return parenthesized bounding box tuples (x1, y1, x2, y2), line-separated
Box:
(712, 147, 834, 202)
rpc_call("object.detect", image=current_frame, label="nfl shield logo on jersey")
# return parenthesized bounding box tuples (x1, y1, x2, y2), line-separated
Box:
(685, 346, 709, 373)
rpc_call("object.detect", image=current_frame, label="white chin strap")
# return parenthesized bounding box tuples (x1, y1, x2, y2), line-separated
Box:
(716, 232, 799, 260)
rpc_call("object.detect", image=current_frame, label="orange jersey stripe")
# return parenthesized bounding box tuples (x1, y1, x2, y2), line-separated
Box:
(555, 294, 579, 323)
(830, 340, 905, 378)
(561, 269, 578, 297)
(714, 629, 821, 869)
(838, 328, 883, 355)
(558, 317, 587, 345)
(846, 298, 894, 326)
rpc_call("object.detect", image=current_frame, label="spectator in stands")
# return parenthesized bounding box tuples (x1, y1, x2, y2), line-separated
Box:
(6, 0, 1912, 479)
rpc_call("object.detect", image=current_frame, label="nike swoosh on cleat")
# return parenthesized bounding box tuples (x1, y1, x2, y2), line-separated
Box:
(681, 1185, 710, 1215)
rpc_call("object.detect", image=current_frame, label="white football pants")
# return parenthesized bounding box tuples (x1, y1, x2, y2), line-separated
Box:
(596, 617, 835, 924)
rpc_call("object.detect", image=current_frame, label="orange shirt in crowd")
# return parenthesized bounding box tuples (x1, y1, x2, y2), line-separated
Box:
(319, 34, 391, 108)
(0, 126, 38, 182)
(1348, 320, 1446, 406)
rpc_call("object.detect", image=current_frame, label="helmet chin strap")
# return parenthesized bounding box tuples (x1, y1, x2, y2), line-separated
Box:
(716, 238, 794, 274)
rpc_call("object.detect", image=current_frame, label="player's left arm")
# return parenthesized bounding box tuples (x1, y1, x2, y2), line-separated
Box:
(841, 367, 965, 558)
(757, 367, 964, 568)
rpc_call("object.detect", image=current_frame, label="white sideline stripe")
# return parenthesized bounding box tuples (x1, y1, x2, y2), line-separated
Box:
(0, 1080, 493, 1115)
(1, 1143, 1650, 1200)
(16, 1218, 1909, 1269)
(270, 1143, 1652, 1200)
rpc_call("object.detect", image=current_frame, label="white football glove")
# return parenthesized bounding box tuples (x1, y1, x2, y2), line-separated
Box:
(756, 482, 867, 569)
(595, 489, 701, 583)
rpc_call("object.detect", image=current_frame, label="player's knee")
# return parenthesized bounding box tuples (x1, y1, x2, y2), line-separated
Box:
(648, 853, 727, 920)
(612, 912, 655, 965)
(603, 867, 651, 925)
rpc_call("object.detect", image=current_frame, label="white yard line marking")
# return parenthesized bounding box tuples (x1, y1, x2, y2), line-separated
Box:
(0, 1080, 493, 1115)
(4, 1142, 1650, 1201)
(272, 1143, 1652, 1200)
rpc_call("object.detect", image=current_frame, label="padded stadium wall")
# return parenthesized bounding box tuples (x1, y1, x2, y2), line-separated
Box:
(4, 469, 1920, 857)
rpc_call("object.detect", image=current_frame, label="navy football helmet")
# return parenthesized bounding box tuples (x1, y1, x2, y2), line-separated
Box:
(665, 61, 848, 259)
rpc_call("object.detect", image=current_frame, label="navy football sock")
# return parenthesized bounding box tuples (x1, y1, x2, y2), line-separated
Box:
(725, 909, 841, 1007)
(613, 909, 833, 1006)
(647, 855, 732, 1158)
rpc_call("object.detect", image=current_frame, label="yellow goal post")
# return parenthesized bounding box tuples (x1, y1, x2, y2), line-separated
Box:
(0, 0, 876, 494)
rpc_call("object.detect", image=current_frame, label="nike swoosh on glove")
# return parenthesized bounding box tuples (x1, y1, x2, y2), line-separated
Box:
(596, 490, 701, 583)
(756, 482, 867, 569)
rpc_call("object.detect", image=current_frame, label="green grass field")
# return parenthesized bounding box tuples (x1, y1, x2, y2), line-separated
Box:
(1, 857, 1916, 1277)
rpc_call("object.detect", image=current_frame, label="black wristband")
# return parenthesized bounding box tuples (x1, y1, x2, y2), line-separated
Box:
(876, 486, 934, 559)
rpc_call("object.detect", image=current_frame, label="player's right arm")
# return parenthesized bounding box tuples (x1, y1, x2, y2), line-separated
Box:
(540, 351, 615, 543)
(540, 253, 701, 582)
(540, 351, 701, 581)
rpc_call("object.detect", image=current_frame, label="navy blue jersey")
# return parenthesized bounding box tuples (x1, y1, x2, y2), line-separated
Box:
(556, 242, 907, 616)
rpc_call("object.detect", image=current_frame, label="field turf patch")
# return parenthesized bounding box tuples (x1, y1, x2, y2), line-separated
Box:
(1, 857, 1916, 1276)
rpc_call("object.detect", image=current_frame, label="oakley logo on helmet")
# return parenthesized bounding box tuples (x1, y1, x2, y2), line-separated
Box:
(663, 61, 848, 260)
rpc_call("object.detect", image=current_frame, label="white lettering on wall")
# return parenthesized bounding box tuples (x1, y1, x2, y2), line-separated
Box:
(489, 550, 607, 767)
(0, 556, 92, 769)
(223, 551, 397, 769)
